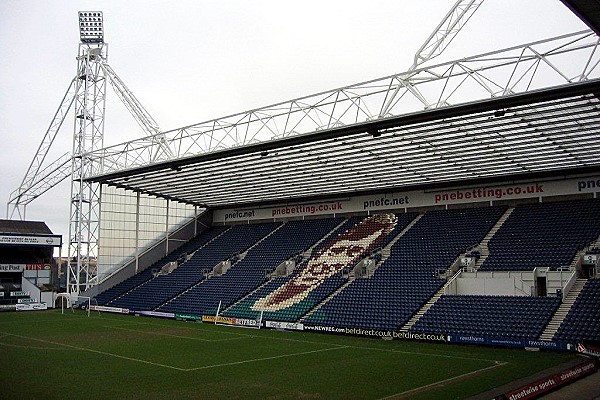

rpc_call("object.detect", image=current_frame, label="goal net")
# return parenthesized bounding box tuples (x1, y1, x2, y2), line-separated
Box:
(56, 293, 99, 317)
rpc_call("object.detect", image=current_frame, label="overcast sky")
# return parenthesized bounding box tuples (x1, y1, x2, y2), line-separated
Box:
(0, 0, 588, 247)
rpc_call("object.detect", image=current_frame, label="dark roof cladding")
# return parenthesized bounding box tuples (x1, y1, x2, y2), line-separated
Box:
(0, 219, 53, 235)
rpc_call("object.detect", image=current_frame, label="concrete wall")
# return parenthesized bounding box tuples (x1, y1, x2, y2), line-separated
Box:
(446, 268, 576, 297)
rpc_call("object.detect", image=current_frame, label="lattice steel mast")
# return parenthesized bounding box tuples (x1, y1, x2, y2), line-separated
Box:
(6, 11, 173, 294)
(67, 12, 107, 294)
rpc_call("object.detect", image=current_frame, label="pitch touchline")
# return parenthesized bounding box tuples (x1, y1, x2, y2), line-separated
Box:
(2, 332, 188, 371)
(378, 361, 508, 400)
(231, 333, 502, 364)
(354, 344, 502, 364)
(184, 346, 350, 371)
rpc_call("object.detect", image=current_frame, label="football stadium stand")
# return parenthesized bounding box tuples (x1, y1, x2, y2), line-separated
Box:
(107, 223, 280, 310)
(95, 226, 229, 306)
(410, 294, 561, 340)
(480, 199, 600, 271)
(553, 278, 600, 342)
(158, 218, 344, 315)
(304, 207, 506, 330)
(92, 198, 600, 343)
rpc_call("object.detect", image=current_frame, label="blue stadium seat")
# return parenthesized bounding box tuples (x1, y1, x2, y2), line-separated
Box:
(481, 199, 600, 271)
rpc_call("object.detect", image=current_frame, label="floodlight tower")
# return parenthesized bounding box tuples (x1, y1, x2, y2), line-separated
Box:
(7, 11, 172, 296)
(67, 11, 107, 294)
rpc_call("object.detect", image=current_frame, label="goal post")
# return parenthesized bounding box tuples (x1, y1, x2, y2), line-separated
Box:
(214, 300, 263, 329)
(56, 293, 99, 317)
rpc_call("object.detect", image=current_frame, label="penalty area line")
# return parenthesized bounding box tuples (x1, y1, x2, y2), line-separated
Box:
(378, 361, 508, 400)
(185, 345, 350, 371)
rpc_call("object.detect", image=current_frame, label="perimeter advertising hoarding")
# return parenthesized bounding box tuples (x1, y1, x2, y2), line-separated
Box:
(214, 176, 600, 223)
(135, 311, 174, 319)
(303, 325, 447, 342)
(175, 313, 202, 321)
(201, 315, 262, 328)
(504, 360, 596, 400)
(201, 315, 236, 325)
(265, 321, 304, 331)
(449, 335, 571, 350)
(89, 305, 130, 314)
(15, 303, 47, 311)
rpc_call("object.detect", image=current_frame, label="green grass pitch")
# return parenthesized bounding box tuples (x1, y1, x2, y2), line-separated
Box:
(0, 310, 578, 399)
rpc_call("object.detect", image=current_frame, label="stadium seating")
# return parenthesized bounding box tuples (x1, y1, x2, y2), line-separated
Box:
(410, 294, 561, 339)
(480, 199, 600, 271)
(90, 199, 600, 344)
(107, 222, 280, 310)
(158, 218, 344, 315)
(304, 207, 506, 330)
(223, 213, 415, 322)
(553, 278, 600, 342)
(95, 226, 229, 305)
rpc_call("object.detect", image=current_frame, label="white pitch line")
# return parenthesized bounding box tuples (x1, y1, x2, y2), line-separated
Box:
(378, 361, 508, 400)
(352, 343, 503, 364)
(105, 322, 495, 364)
(185, 345, 350, 371)
(213, 332, 502, 364)
(0, 341, 63, 350)
(2, 332, 187, 371)
(105, 325, 246, 342)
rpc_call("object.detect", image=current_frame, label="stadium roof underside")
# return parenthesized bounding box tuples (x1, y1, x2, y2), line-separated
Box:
(562, 0, 600, 35)
(89, 79, 600, 210)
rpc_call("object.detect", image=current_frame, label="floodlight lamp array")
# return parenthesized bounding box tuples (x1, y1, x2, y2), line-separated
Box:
(79, 11, 104, 44)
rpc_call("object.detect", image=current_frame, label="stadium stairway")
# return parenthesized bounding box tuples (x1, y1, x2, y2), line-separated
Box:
(539, 278, 587, 341)
(96, 226, 230, 306)
(379, 214, 423, 260)
(156, 221, 289, 311)
(471, 207, 513, 270)
(400, 210, 512, 332)
(304, 207, 507, 331)
(109, 222, 281, 311)
(299, 217, 360, 259)
(219, 217, 354, 316)
(159, 218, 350, 316)
(479, 199, 600, 272)
(569, 233, 600, 270)
(399, 267, 461, 333)
(300, 213, 422, 323)
(223, 213, 414, 323)
(552, 278, 600, 341)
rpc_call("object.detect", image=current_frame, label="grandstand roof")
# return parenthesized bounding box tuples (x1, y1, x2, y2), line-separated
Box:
(0, 219, 53, 235)
(89, 79, 600, 209)
(561, 0, 600, 35)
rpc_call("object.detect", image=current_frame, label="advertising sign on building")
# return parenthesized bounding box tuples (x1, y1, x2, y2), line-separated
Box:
(214, 176, 600, 223)
(0, 234, 62, 247)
